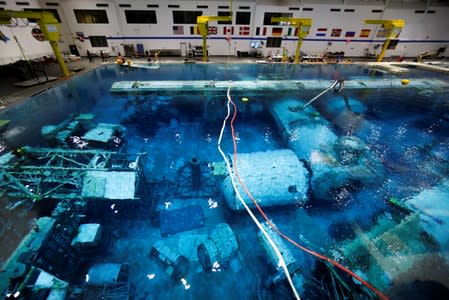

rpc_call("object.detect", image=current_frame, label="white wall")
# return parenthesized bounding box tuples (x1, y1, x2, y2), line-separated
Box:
(0, 0, 56, 64)
(1, 0, 448, 64)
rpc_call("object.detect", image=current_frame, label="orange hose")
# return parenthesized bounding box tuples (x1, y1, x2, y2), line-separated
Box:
(227, 99, 388, 300)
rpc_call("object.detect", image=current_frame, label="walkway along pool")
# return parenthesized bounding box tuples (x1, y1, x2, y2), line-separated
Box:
(0, 63, 449, 299)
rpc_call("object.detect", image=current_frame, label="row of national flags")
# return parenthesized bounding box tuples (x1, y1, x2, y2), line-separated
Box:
(172, 25, 400, 39)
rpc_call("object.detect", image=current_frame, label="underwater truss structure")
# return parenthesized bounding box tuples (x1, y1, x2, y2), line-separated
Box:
(0, 147, 145, 200)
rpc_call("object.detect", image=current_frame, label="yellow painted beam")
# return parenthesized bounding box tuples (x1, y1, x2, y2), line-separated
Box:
(0, 10, 58, 25)
(0, 10, 70, 77)
(365, 19, 405, 62)
(271, 17, 312, 64)
(197, 15, 232, 62)
(365, 19, 405, 29)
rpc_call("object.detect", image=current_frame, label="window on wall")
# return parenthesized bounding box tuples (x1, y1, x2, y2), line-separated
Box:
(236, 11, 250, 25)
(74, 9, 109, 24)
(263, 12, 292, 25)
(24, 8, 61, 23)
(217, 11, 232, 24)
(89, 35, 108, 47)
(125, 10, 157, 24)
(172, 10, 202, 24)
(266, 37, 282, 48)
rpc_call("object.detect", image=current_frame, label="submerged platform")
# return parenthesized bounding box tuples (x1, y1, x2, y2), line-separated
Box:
(130, 63, 160, 70)
(110, 78, 449, 95)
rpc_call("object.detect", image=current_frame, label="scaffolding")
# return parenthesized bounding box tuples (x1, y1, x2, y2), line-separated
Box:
(0, 147, 145, 200)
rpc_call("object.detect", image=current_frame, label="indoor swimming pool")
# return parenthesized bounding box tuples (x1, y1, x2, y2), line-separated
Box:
(0, 63, 448, 299)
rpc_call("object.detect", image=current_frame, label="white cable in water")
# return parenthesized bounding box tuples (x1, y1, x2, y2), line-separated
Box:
(301, 79, 342, 110)
(217, 84, 301, 300)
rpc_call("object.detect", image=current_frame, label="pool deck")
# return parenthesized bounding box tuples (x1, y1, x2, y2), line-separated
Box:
(0, 56, 448, 110)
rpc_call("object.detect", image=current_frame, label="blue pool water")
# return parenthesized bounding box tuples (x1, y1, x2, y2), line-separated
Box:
(1, 64, 449, 299)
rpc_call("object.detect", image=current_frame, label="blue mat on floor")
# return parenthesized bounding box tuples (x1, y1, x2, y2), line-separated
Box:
(160, 205, 205, 237)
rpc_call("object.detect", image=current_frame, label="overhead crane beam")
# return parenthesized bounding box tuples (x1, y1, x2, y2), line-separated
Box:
(271, 17, 312, 64)
(365, 19, 405, 62)
(0, 10, 70, 77)
(197, 15, 233, 62)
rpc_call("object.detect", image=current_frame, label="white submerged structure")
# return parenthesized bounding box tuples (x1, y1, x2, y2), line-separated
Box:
(111, 78, 449, 94)
(221, 149, 308, 210)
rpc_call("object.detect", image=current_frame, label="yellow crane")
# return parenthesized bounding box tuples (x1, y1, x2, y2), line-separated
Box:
(0, 10, 70, 77)
(196, 15, 232, 62)
(271, 17, 312, 64)
(364, 19, 405, 62)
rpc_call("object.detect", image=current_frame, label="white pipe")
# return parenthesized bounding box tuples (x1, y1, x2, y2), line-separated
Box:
(217, 84, 301, 300)
(301, 79, 342, 110)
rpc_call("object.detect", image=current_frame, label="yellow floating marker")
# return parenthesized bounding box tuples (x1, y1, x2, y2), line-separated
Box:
(401, 79, 410, 86)
(241, 97, 249, 102)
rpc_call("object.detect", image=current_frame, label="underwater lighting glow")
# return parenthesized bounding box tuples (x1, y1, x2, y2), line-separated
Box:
(211, 261, 221, 272)
(180, 278, 190, 289)
(85, 274, 89, 282)
(110, 204, 115, 209)
(208, 198, 218, 209)
(13, 291, 20, 298)
(164, 201, 172, 209)
(147, 273, 155, 280)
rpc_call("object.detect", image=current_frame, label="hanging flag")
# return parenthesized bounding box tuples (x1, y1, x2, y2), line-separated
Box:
(360, 29, 371, 38)
(225, 35, 232, 44)
(272, 27, 283, 36)
(331, 28, 342, 37)
(239, 26, 250, 36)
(376, 28, 387, 38)
(208, 26, 217, 35)
(173, 26, 184, 35)
(345, 31, 356, 38)
(75, 32, 85, 42)
(223, 26, 234, 35)
(0, 30, 10, 43)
